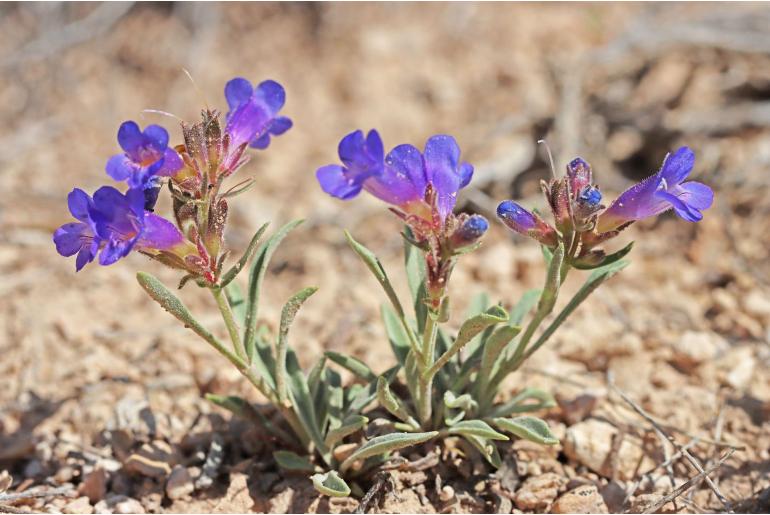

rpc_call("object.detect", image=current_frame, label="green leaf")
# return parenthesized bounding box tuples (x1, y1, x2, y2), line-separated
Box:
(479, 325, 522, 386)
(219, 222, 270, 288)
(340, 431, 439, 472)
(572, 241, 634, 270)
(311, 471, 351, 497)
(325, 351, 377, 382)
(448, 420, 509, 441)
(346, 365, 400, 415)
(285, 350, 328, 456)
(489, 387, 557, 417)
(136, 272, 243, 369)
(273, 450, 315, 472)
(324, 415, 368, 448)
(276, 287, 318, 403)
(444, 391, 477, 412)
(381, 304, 411, 365)
(462, 434, 501, 467)
(377, 377, 419, 429)
(244, 219, 304, 363)
(345, 230, 405, 319)
(425, 305, 508, 379)
(463, 292, 491, 358)
(224, 282, 247, 326)
(404, 228, 428, 331)
(541, 245, 554, 267)
(509, 289, 541, 326)
(523, 258, 630, 361)
(493, 416, 559, 445)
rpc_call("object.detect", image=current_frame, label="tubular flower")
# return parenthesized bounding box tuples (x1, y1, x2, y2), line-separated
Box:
(53, 186, 195, 271)
(597, 146, 713, 233)
(496, 200, 558, 247)
(316, 129, 473, 223)
(224, 78, 292, 150)
(106, 121, 183, 191)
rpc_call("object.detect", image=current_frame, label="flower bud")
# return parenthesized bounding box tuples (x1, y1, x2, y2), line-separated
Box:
(497, 200, 558, 247)
(450, 214, 488, 249)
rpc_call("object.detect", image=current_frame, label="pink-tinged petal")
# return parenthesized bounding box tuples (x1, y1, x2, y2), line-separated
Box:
(316, 164, 362, 200)
(225, 77, 253, 110)
(139, 213, 186, 250)
(156, 148, 184, 176)
(567, 157, 592, 194)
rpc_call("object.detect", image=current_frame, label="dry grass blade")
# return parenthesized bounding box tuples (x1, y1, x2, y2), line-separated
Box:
(607, 371, 735, 512)
(641, 449, 736, 514)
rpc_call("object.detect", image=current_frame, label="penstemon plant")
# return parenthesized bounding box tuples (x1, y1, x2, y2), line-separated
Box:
(52, 78, 440, 498)
(316, 131, 714, 468)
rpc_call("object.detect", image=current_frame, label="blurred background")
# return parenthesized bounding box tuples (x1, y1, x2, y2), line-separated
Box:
(0, 2, 769, 512)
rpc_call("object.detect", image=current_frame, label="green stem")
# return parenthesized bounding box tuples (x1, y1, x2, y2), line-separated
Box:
(212, 287, 247, 362)
(417, 312, 439, 427)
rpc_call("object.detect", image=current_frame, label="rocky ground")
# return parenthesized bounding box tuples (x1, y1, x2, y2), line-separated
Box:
(1, 3, 769, 513)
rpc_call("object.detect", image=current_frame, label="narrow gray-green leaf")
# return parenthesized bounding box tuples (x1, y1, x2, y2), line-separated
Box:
(311, 471, 351, 497)
(509, 289, 541, 326)
(403, 226, 427, 327)
(444, 391, 477, 412)
(425, 305, 508, 379)
(219, 222, 270, 288)
(479, 325, 522, 385)
(273, 450, 315, 472)
(572, 241, 634, 270)
(462, 434, 501, 467)
(381, 304, 411, 365)
(523, 259, 629, 361)
(325, 351, 377, 382)
(377, 377, 419, 428)
(489, 387, 557, 417)
(137, 272, 243, 369)
(224, 281, 247, 326)
(324, 415, 368, 448)
(286, 350, 328, 457)
(448, 420, 509, 441)
(345, 230, 404, 319)
(340, 431, 439, 472)
(346, 365, 400, 415)
(493, 416, 559, 445)
(276, 287, 318, 403)
(244, 219, 304, 362)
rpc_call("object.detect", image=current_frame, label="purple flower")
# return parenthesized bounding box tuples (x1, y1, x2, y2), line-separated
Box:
(597, 147, 714, 232)
(224, 78, 292, 150)
(496, 200, 558, 247)
(106, 121, 183, 190)
(54, 186, 190, 271)
(316, 129, 473, 221)
(450, 214, 489, 248)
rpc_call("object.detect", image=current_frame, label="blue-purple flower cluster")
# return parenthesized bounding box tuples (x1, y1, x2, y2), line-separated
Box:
(54, 77, 291, 276)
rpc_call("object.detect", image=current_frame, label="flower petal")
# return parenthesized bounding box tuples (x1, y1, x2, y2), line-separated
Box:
(424, 135, 462, 220)
(143, 124, 169, 153)
(270, 116, 293, 136)
(254, 80, 286, 114)
(53, 222, 89, 256)
(659, 146, 695, 186)
(225, 77, 254, 110)
(656, 190, 702, 222)
(458, 162, 474, 189)
(366, 143, 425, 205)
(75, 246, 96, 271)
(139, 212, 185, 250)
(676, 181, 714, 211)
(497, 200, 536, 232)
(156, 148, 184, 176)
(249, 133, 271, 150)
(226, 100, 271, 149)
(67, 188, 92, 222)
(316, 164, 362, 200)
(106, 154, 136, 182)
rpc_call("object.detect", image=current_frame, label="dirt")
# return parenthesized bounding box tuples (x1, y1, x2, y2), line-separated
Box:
(1, 2, 769, 514)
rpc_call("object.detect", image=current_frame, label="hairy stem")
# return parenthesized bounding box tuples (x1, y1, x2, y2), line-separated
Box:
(417, 312, 439, 427)
(212, 287, 248, 362)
